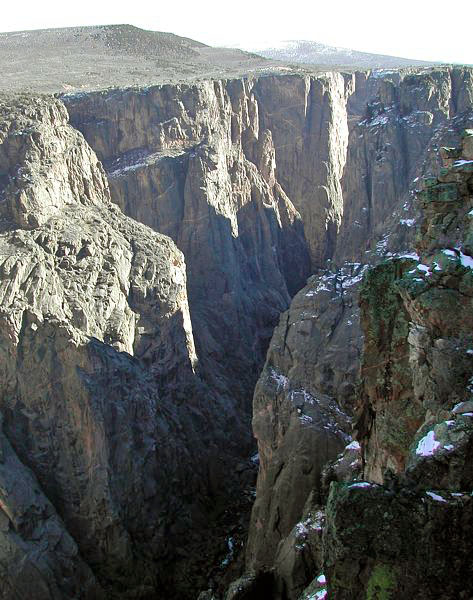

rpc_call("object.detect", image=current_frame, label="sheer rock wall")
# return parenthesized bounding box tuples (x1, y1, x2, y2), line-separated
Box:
(0, 65, 472, 600)
(324, 130, 473, 600)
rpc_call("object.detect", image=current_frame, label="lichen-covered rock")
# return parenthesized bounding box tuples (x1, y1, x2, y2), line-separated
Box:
(355, 257, 425, 482)
(324, 481, 473, 600)
(324, 133, 473, 598)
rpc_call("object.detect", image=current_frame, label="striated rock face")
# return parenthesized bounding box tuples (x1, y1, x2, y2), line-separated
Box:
(64, 80, 312, 418)
(246, 264, 361, 574)
(242, 67, 473, 598)
(324, 132, 473, 598)
(63, 68, 473, 425)
(0, 95, 250, 599)
(0, 63, 472, 600)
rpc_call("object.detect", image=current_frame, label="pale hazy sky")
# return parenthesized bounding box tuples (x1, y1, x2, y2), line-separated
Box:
(1, 0, 472, 64)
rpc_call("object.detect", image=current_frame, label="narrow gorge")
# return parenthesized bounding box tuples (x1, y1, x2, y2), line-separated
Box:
(0, 27, 472, 599)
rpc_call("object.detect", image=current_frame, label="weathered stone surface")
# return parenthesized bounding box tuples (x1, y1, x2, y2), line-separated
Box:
(0, 94, 252, 599)
(270, 496, 325, 600)
(64, 80, 312, 422)
(324, 133, 473, 598)
(241, 68, 473, 598)
(1, 63, 473, 600)
(0, 413, 103, 600)
(246, 264, 362, 576)
(324, 482, 473, 600)
(240, 64, 471, 597)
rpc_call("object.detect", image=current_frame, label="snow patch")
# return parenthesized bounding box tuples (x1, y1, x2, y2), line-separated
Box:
(345, 440, 361, 451)
(270, 368, 289, 389)
(459, 251, 473, 269)
(442, 249, 457, 257)
(398, 252, 420, 260)
(220, 536, 235, 567)
(426, 491, 447, 503)
(416, 430, 440, 456)
(417, 264, 431, 275)
(349, 482, 372, 489)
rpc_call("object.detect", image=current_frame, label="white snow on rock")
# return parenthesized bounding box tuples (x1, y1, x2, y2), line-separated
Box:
(459, 251, 473, 269)
(341, 265, 370, 288)
(295, 512, 325, 538)
(345, 440, 361, 451)
(400, 218, 416, 227)
(426, 491, 447, 503)
(290, 388, 317, 406)
(270, 368, 289, 389)
(376, 234, 390, 254)
(442, 249, 457, 258)
(299, 413, 314, 425)
(437, 248, 473, 269)
(349, 481, 372, 489)
(317, 574, 327, 585)
(417, 264, 431, 275)
(220, 536, 235, 567)
(416, 430, 440, 456)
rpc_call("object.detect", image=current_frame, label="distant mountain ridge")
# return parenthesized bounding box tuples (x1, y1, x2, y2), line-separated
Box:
(0, 24, 276, 93)
(244, 39, 442, 68)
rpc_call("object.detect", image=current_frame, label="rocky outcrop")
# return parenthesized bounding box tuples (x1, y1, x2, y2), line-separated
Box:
(1, 63, 473, 600)
(246, 264, 361, 574)
(324, 132, 473, 597)
(0, 94, 254, 599)
(63, 68, 473, 425)
(64, 80, 312, 421)
(241, 68, 473, 598)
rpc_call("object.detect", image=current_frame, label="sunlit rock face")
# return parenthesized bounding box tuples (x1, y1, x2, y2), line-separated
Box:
(0, 63, 472, 600)
(0, 95, 240, 599)
(65, 80, 312, 421)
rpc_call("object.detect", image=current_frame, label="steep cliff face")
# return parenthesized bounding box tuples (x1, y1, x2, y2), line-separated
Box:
(242, 67, 473, 598)
(64, 80, 312, 416)
(63, 68, 473, 428)
(1, 63, 473, 600)
(324, 132, 473, 598)
(0, 95, 252, 599)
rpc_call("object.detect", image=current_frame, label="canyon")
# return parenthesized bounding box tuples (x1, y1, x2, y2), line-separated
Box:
(0, 25, 472, 600)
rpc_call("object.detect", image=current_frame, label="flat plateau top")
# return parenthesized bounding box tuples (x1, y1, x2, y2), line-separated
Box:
(0, 24, 308, 94)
